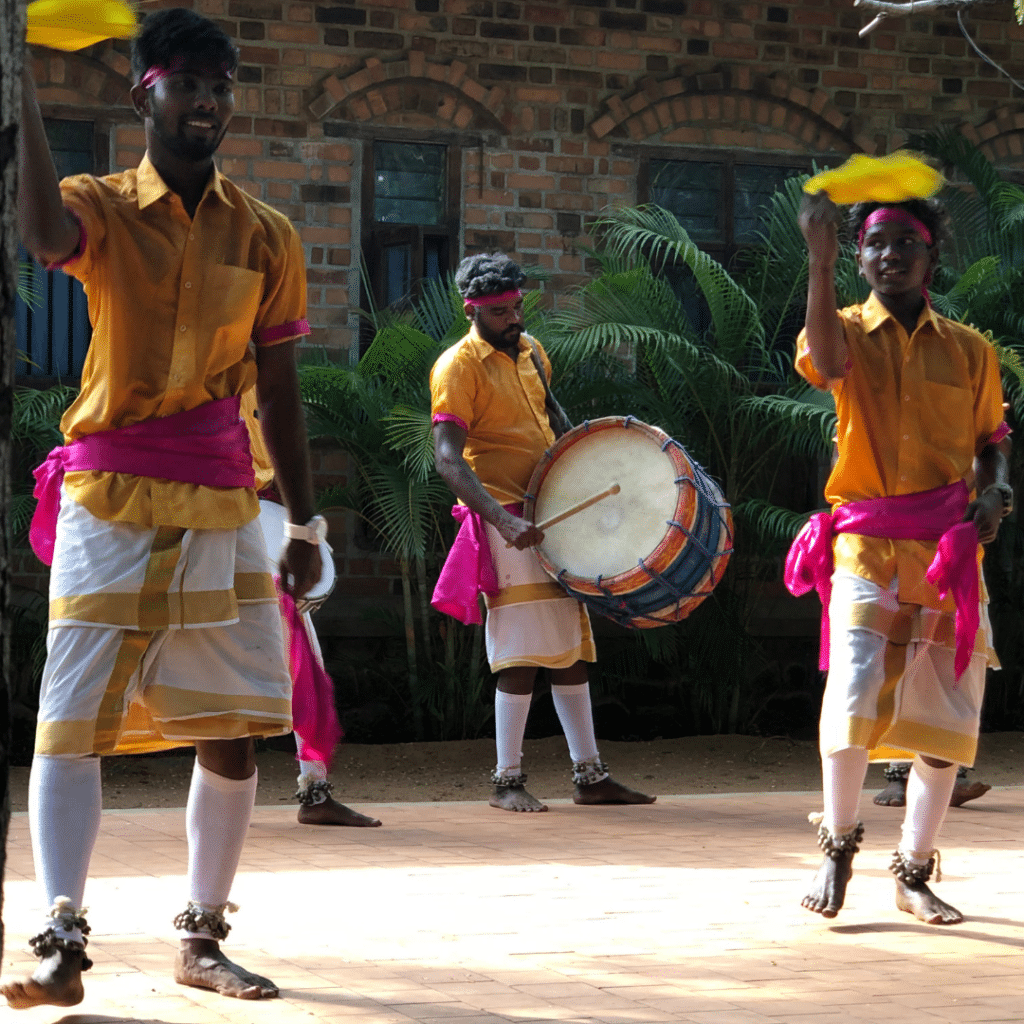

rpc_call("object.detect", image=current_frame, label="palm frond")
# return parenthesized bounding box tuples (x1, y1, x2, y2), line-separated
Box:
(385, 404, 436, 483)
(590, 205, 765, 362)
(733, 498, 813, 552)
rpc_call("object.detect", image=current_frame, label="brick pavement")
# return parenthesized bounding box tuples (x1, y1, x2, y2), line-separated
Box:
(3, 787, 1024, 1024)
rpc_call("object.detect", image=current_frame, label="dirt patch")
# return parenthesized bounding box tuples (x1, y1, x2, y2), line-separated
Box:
(10, 732, 1024, 812)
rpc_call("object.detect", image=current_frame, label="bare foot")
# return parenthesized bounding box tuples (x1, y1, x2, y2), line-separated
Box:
(802, 854, 853, 919)
(873, 778, 907, 807)
(174, 939, 278, 999)
(949, 779, 991, 808)
(490, 782, 548, 812)
(298, 797, 382, 827)
(573, 775, 656, 805)
(895, 879, 963, 924)
(1, 945, 86, 1009)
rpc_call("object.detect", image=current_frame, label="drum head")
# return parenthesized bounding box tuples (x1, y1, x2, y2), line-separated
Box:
(524, 417, 732, 626)
(527, 417, 685, 586)
(257, 499, 336, 603)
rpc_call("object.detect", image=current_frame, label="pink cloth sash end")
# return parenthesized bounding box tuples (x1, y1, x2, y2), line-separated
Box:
(30, 396, 255, 565)
(279, 590, 342, 766)
(784, 481, 979, 681)
(431, 504, 513, 625)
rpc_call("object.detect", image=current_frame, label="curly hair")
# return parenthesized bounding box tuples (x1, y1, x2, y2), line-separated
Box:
(847, 197, 949, 249)
(454, 253, 527, 300)
(131, 8, 239, 84)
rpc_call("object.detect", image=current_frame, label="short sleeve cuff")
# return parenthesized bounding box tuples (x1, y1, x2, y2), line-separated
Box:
(988, 421, 1011, 446)
(44, 209, 86, 271)
(433, 413, 468, 432)
(256, 319, 310, 346)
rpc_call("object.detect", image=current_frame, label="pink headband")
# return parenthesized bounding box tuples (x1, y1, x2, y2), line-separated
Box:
(140, 57, 234, 90)
(465, 289, 522, 307)
(858, 207, 933, 248)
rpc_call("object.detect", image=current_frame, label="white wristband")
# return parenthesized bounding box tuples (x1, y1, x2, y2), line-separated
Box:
(284, 515, 328, 544)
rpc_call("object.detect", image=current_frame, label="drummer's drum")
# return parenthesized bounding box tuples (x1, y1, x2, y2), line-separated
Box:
(258, 499, 336, 615)
(523, 416, 733, 628)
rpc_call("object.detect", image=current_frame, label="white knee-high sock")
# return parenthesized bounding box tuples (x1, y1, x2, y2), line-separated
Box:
(550, 683, 600, 765)
(184, 760, 257, 921)
(901, 756, 958, 861)
(494, 690, 532, 775)
(29, 754, 102, 942)
(822, 746, 870, 835)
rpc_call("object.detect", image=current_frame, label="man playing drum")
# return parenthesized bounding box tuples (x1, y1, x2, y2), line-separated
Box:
(4, 8, 317, 1007)
(431, 252, 655, 812)
(789, 192, 1010, 924)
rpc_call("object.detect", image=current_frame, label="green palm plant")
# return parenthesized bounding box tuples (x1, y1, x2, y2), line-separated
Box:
(542, 198, 837, 732)
(300, 275, 493, 740)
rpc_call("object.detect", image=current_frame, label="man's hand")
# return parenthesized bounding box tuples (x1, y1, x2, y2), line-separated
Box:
(799, 192, 840, 268)
(279, 539, 323, 600)
(498, 515, 544, 550)
(964, 491, 1002, 545)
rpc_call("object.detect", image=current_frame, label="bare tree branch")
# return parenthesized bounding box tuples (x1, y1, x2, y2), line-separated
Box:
(854, 0, 1003, 13)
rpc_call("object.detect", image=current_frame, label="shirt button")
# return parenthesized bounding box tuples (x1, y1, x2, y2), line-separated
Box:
(189, 233, 195, 240)
(184, 281, 192, 289)
(904, 394, 910, 401)
(180, 325, 187, 332)
(903, 434, 909, 440)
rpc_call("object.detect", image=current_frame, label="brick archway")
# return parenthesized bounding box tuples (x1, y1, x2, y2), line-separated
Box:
(32, 43, 132, 107)
(308, 52, 507, 133)
(590, 67, 868, 156)
(961, 108, 1024, 166)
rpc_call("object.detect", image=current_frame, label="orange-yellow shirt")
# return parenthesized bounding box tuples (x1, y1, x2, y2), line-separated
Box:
(796, 292, 1004, 609)
(430, 327, 555, 504)
(55, 154, 308, 530)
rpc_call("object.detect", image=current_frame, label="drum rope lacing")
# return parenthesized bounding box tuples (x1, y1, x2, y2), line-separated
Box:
(552, 453, 733, 629)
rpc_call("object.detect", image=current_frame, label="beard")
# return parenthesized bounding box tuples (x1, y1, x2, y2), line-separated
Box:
(476, 319, 521, 349)
(153, 117, 226, 162)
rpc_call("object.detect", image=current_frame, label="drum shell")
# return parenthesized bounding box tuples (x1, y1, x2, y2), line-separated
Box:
(523, 416, 732, 628)
(257, 499, 336, 615)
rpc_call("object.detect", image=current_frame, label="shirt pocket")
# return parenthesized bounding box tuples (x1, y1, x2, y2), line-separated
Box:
(200, 266, 265, 373)
(920, 380, 973, 457)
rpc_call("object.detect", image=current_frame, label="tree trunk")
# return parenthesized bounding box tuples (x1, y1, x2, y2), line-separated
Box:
(0, 1, 25, 962)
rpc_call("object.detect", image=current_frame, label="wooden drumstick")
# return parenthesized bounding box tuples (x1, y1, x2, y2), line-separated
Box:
(506, 483, 621, 546)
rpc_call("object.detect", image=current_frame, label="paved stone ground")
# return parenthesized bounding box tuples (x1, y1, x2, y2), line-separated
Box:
(3, 787, 1024, 1024)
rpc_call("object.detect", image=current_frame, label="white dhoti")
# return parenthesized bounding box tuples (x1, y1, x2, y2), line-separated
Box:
(483, 522, 596, 673)
(820, 570, 995, 767)
(37, 488, 292, 757)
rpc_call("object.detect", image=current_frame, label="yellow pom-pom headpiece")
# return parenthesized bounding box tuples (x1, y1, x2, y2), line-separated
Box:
(804, 152, 944, 206)
(27, 0, 137, 52)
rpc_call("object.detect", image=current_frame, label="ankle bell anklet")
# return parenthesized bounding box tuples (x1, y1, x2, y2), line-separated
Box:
(883, 763, 910, 782)
(890, 848, 941, 885)
(296, 779, 332, 806)
(173, 900, 239, 942)
(490, 769, 527, 788)
(572, 759, 610, 787)
(816, 821, 865, 860)
(29, 898, 93, 970)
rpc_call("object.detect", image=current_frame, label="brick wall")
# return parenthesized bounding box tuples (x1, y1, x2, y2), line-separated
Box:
(24, 0, 1024, 633)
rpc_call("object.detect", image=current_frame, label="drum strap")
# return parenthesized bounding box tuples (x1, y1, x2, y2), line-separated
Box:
(527, 338, 573, 439)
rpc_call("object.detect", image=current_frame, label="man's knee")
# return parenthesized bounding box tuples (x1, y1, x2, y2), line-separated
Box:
(194, 738, 256, 780)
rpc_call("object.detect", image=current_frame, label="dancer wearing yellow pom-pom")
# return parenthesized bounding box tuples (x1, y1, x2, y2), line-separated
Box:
(787, 189, 1011, 925)
(4, 7, 318, 1009)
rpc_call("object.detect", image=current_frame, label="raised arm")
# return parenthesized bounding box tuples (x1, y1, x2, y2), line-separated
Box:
(255, 340, 321, 598)
(798, 192, 848, 382)
(18, 64, 80, 265)
(433, 419, 543, 550)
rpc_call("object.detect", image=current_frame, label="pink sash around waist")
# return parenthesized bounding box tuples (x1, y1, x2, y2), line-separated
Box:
(431, 504, 522, 626)
(30, 396, 255, 566)
(784, 481, 979, 681)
